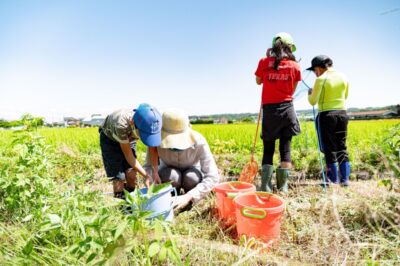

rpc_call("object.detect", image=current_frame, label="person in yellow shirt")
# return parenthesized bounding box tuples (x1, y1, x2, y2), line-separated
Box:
(307, 55, 351, 186)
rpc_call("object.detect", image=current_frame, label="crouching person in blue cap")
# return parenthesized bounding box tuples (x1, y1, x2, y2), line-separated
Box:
(99, 104, 162, 198)
(144, 108, 220, 211)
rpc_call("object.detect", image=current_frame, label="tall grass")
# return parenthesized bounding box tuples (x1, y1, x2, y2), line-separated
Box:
(1, 119, 398, 176)
(195, 120, 400, 175)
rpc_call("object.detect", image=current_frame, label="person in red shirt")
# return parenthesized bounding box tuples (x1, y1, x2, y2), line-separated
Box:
(254, 32, 301, 194)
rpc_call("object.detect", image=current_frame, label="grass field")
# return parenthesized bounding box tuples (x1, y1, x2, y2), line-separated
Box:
(0, 119, 399, 265)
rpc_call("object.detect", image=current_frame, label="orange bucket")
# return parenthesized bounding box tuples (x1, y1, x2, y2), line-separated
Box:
(214, 181, 256, 224)
(233, 192, 285, 244)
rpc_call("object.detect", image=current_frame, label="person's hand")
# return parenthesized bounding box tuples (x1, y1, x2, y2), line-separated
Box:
(308, 88, 313, 95)
(144, 174, 152, 188)
(173, 194, 193, 210)
(152, 172, 162, 184)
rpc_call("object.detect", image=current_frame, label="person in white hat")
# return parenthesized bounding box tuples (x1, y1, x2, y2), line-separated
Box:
(144, 108, 220, 210)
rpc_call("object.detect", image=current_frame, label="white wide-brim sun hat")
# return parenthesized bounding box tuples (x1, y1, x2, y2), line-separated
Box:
(160, 108, 201, 150)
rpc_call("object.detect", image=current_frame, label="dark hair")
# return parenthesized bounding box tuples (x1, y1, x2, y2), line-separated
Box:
(271, 39, 296, 70)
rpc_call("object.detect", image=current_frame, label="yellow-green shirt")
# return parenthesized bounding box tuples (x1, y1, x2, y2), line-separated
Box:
(308, 68, 349, 112)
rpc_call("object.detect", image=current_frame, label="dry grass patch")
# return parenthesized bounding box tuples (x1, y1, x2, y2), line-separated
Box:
(172, 179, 400, 265)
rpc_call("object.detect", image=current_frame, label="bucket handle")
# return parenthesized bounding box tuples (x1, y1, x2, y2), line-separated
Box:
(226, 192, 238, 198)
(228, 183, 240, 191)
(241, 207, 267, 219)
(172, 187, 178, 206)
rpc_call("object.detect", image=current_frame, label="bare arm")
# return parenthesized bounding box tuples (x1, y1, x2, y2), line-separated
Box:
(120, 142, 148, 178)
(149, 147, 159, 171)
(149, 147, 161, 184)
(292, 81, 299, 95)
(256, 76, 262, 85)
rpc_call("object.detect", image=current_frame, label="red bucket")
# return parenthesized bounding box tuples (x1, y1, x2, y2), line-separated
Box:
(214, 181, 256, 224)
(234, 192, 285, 244)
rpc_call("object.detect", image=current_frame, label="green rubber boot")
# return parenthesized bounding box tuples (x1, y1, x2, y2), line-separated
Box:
(261, 164, 274, 192)
(276, 168, 289, 194)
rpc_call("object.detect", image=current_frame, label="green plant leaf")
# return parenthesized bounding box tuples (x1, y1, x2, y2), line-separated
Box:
(47, 214, 61, 225)
(22, 214, 33, 222)
(15, 174, 27, 187)
(104, 242, 117, 257)
(99, 214, 109, 226)
(148, 241, 161, 258)
(22, 239, 33, 256)
(167, 248, 181, 265)
(148, 182, 171, 195)
(42, 205, 50, 213)
(77, 218, 86, 239)
(23, 190, 31, 197)
(67, 244, 79, 254)
(378, 179, 393, 190)
(158, 245, 167, 262)
(116, 235, 126, 247)
(86, 252, 97, 263)
(154, 221, 163, 240)
(40, 224, 61, 232)
(90, 241, 103, 250)
(124, 190, 133, 204)
(114, 221, 127, 240)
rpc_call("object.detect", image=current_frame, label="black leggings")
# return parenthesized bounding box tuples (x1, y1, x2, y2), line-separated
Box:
(262, 136, 292, 165)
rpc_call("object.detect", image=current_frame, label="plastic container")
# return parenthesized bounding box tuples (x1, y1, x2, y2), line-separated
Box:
(233, 192, 285, 244)
(132, 185, 176, 222)
(214, 181, 256, 223)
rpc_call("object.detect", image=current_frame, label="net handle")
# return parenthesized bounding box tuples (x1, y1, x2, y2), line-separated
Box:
(251, 104, 262, 161)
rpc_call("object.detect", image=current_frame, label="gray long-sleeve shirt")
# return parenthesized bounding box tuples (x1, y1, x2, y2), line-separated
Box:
(144, 133, 219, 203)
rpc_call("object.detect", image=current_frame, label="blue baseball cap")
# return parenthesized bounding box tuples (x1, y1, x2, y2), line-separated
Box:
(133, 104, 162, 147)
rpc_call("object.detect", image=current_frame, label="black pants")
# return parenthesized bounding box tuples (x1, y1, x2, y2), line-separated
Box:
(316, 110, 349, 164)
(262, 136, 292, 165)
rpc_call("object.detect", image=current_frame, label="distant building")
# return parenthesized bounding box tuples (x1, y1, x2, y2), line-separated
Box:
(348, 109, 398, 120)
(189, 115, 211, 122)
(63, 117, 83, 127)
(45, 121, 64, 127)
(214, 117, 229, 124)
(82, 114, 106, 127)
(189, 116, 214, 124)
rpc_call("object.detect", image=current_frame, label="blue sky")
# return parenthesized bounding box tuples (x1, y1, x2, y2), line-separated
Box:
(0, 0, 399, 121)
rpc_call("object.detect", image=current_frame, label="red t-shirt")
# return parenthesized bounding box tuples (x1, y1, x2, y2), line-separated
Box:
(255, 57, 301, 104)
